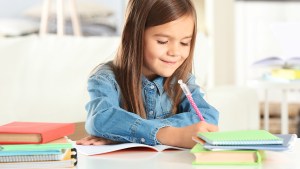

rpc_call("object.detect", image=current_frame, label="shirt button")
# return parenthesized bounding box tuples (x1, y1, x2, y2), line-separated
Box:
(149, 111, 154, 115)
(150, 85, 155, 89)
(141, 138, 145, 143)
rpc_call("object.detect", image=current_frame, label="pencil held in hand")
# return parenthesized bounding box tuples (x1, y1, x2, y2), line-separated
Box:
(178, 80, 205, 122)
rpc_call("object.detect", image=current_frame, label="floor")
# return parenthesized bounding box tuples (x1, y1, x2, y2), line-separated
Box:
(260, 102, 300, 136)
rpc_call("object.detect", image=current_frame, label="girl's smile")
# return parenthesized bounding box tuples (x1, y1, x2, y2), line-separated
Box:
(160, 59, 177, 65)
(143, 14, 194, 80)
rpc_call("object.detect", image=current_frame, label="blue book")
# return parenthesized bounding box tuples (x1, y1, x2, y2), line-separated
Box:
(203, 134, 297, 151)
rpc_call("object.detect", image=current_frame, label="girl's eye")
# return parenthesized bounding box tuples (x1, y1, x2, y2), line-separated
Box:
(180, 42, 190, 46)
(157, 40, 168, 44)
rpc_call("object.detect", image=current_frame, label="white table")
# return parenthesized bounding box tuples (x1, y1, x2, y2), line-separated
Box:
(248, 80, 300, 134)
(76, 139, 300, 169)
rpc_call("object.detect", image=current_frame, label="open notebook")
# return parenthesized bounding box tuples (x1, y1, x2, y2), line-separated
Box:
(75, 142, 187, 156)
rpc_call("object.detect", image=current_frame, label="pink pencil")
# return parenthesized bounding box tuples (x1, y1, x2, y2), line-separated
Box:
(178, 80, 205, 121)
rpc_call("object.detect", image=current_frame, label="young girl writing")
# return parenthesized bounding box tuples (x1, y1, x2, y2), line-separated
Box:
(76, 0, 219, 148)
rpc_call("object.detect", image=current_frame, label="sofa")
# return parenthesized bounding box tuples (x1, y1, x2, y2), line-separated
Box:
(0, 35, 259, 140)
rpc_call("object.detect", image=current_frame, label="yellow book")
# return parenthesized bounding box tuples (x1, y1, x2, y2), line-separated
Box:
(271, 68, 300, 80)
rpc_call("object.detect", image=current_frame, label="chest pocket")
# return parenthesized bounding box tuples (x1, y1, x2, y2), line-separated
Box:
(157, 99, 173, 119)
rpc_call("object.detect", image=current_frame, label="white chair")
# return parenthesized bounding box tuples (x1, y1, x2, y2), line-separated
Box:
(205, 86, 260, 131)
(39, 0, 82, 36)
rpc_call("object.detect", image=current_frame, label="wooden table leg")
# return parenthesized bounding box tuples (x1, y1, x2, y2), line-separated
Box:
(264, 89, 269, 131)
(281, 89, 289, 134)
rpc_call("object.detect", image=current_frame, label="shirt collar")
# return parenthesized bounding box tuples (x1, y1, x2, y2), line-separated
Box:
(142, 76, 164, 95)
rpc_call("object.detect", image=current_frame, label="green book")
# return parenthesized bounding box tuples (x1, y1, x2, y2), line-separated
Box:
(0, 137, 72, 151)
(198, 130, 283, 146)
(191, 143, 263, 165)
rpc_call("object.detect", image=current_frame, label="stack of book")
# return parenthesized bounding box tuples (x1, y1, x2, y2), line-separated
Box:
(191, 130, 297, 165)
(252, 56, 300, 82)
(0, 121, 76, 168)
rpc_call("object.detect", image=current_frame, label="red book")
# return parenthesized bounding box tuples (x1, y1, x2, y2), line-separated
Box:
(0, 122, 75, 144)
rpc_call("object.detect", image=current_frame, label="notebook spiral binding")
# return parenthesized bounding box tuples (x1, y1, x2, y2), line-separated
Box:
(71, 148, 78, 166)
(0, 154, 62, 163)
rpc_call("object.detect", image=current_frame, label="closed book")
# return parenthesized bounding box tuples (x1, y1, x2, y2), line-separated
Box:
(0, 122, 75, 144)
(191, 144, 263, 165)
(0, 148, 77, 168)
(0, 137, 73, 151)
(271, 68, 300, 80)
(0, 153, 63, 163)
(198, 130, 283, 146)
(203, 134, 297, 151)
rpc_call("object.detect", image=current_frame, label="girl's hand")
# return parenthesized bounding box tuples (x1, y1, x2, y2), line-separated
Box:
(180, 121, 218, 148)
(76, 135, 119, 145)
(157, 121, 218, 149)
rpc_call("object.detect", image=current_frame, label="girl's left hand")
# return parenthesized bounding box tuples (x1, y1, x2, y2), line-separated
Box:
(76, 135, 119, 145)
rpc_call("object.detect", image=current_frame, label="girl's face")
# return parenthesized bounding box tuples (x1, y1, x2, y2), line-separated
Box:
(143, 15, 194, 80)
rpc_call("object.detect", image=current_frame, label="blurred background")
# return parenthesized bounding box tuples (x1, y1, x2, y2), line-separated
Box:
(0, 0, 299, 137)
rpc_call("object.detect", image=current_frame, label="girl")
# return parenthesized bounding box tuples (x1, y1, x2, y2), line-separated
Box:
(76, 0, 219, 148)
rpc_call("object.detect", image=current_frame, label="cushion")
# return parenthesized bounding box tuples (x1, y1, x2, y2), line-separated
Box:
(0, 18, 39, 37)
(23, 0, 114, 20)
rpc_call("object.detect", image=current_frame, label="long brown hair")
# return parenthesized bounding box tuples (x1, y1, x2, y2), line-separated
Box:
(112, 0, 197, 118)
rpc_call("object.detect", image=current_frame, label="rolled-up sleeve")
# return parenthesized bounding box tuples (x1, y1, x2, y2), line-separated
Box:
(85, 74, 172, 146)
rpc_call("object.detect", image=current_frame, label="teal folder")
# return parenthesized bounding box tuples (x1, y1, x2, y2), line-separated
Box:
(0, 150, 62, 156)
(0, 142, 72, 151)
(198, 130, 284, 146)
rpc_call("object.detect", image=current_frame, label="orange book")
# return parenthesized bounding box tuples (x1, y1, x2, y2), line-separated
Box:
(0, 122, 75, 144)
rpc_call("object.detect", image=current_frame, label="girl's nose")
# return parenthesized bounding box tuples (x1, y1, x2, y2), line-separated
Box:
(167, 44, 180, 57)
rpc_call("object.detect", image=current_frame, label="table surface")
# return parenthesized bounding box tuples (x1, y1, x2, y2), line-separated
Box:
(76, 139, 300, 169)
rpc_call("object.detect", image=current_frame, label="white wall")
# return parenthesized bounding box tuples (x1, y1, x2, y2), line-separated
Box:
(205, 0, 235, 87)
(235, 1, 300, 102)
(0, 0, 237, 87)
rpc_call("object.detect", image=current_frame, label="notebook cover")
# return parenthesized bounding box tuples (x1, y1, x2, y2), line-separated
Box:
(203, 134, 297, 151)
(198, 130, 283, 146)
(0, 122, 75, 144)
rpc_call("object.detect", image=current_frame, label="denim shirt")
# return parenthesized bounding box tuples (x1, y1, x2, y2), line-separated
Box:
(85, 63, 219, 146)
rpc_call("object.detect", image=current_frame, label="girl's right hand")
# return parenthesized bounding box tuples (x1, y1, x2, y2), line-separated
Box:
(76, 135, 119, 145)
(179, 121, 218, 148)
(157, 121, 218, 149)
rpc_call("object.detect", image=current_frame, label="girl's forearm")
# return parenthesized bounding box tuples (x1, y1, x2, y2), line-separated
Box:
(157, 126, 192, 148)
(157, 126, 179, 146)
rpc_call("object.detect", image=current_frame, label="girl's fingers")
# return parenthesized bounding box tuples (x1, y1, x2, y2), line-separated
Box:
(192, 136, 205, 144)
(76, 135, 118, 145)
(207, 124, 219, 132)
(200, 122, 218, 132)
(76, 136, 92, 145)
